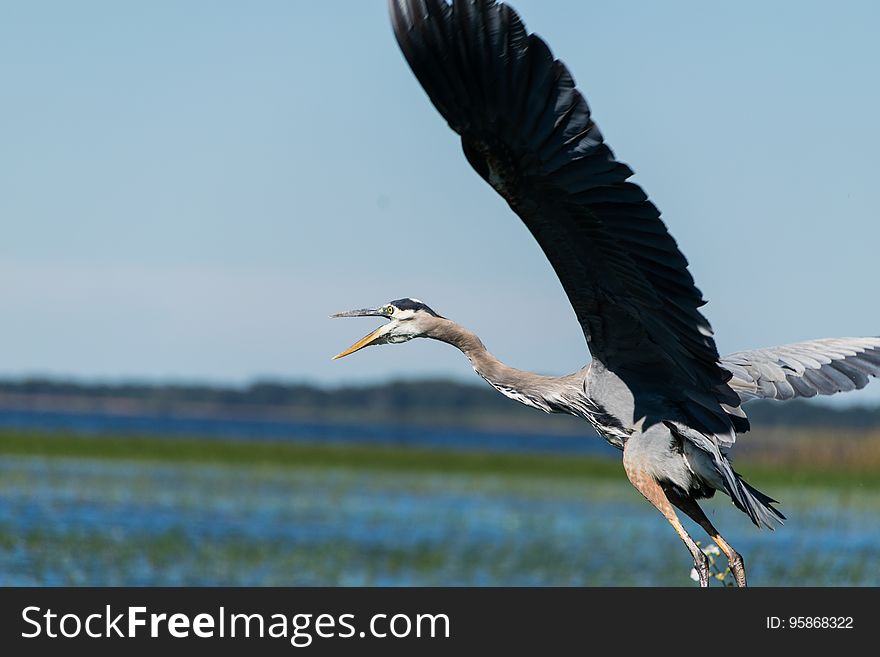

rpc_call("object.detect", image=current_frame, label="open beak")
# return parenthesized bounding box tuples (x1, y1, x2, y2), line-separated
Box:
(332, 325, 387, 360)
(330, 307, 388, 360)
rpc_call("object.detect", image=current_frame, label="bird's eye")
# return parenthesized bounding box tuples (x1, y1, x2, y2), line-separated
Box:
(385, 306, 394, 315)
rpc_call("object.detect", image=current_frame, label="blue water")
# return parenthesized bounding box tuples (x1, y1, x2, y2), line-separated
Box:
(2, 410, 878, 586)
(0, 408, 617, 457)
(1, 456, 878, 586)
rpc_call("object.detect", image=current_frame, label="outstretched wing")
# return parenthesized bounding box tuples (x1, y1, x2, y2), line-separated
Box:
(390, 0, 745, 437)
(723, 338, 880, 403)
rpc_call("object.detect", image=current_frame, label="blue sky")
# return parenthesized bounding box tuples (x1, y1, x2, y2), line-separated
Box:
(2, 1, 878, 403)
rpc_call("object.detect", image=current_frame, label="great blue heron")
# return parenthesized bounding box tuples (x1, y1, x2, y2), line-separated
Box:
(332, 0, 880, 586)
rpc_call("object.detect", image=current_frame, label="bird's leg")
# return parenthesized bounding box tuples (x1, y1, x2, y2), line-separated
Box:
(667, 491, 747, 588)
(622, 457, 709, 587)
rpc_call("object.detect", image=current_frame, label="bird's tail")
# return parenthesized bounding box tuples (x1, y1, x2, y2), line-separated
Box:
(719, 463, 786, 530)
(667, 420, 785, 529)
(669, 420, 786, 530)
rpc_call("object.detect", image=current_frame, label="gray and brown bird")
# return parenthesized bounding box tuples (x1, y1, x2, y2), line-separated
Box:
(332, 0, 880, 586)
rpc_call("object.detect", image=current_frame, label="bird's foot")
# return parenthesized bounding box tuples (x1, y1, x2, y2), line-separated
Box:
(729, 552, 747, 587)
(694, 554, 710, 588)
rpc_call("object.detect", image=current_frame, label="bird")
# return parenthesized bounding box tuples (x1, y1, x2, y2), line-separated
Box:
(331, 0, 880, 586)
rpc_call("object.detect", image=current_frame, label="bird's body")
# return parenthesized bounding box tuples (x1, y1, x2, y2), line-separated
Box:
(332, 0, 880, 586)
(398, 312, 880, 524)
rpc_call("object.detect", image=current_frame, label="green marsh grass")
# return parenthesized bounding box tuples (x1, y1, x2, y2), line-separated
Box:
(2, 429, 880, 585)
(2, 429, 879, 490)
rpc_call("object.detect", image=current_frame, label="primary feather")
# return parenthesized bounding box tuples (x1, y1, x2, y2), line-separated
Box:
(723, 337, 880, 402)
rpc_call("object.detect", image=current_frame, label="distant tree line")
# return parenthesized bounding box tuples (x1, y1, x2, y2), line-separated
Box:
(1, 378, 878, 430)
(0, 378, 513, 412)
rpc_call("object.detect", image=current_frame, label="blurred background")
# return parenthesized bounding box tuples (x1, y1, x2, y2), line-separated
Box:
(1, 0, 879, 585)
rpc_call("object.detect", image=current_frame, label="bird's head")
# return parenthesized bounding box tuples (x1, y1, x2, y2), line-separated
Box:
(331, 298, 443, 360)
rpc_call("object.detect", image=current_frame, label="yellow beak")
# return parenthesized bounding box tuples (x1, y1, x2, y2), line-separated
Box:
(332, 325, 387, 360)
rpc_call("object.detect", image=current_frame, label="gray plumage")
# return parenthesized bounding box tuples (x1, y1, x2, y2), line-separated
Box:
(723, 338, 880, 402)
(332, 0, 877, 587)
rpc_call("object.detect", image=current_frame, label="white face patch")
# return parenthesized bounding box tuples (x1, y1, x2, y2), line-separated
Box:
(390, 308, 418, 321)
(381, 307, 427, 343)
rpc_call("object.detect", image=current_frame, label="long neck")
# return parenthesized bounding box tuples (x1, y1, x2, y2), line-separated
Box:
(427, 318, 502, 378)
(425, 317, 584, 412)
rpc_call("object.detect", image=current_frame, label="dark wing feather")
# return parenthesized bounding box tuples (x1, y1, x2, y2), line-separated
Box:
(723, 338, 880, 403)
(390, 0, 745, 437)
